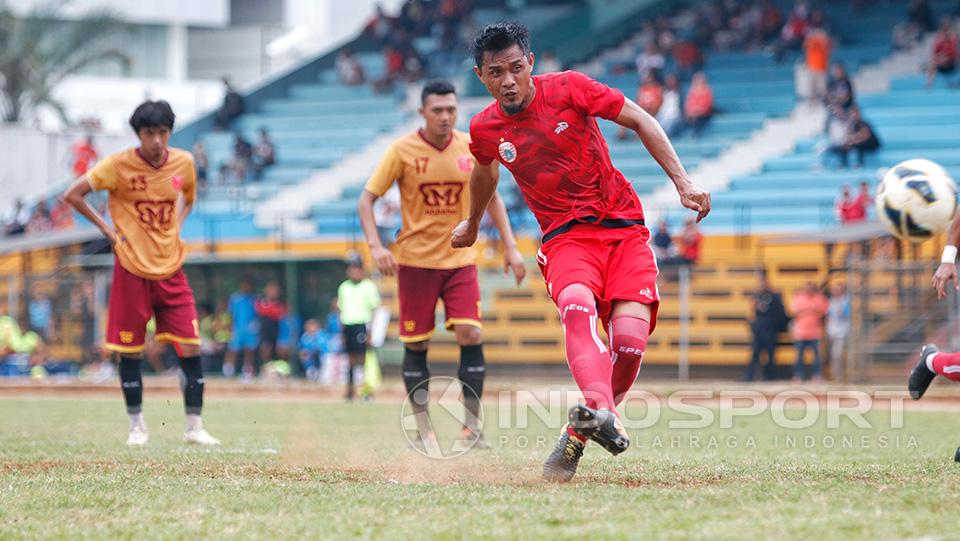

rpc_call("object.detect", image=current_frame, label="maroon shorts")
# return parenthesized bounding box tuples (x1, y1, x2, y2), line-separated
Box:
(397, 264, 482, 343)
(105, 259, 200, 354)
(536, 223, 659, 332)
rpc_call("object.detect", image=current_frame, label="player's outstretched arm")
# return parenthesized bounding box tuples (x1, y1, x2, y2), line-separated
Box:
(614, 98, 711, 222)
(358, 190, 398, 277)
(64, 175, 118, 246)
(933, 209, 960, 298)
(452, 160, 499, 248)
(485, 192, 526, 286)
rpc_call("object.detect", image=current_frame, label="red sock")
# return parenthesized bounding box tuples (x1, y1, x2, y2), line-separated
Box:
(558, 288, 615, 415)
(609, 316, 650, 405)
(932, 352, 960, 382)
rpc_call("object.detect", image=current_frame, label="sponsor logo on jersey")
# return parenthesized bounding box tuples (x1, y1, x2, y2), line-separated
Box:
(457, 156, 474, 172)
(419, 181, 464, 209)
(171, 175, 184, 191)
(134, 200, 176, 233)
(498, 141, 517, 163)
(554, 121, 569, 134)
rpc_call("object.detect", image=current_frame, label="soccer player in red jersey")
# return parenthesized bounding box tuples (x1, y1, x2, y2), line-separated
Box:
(451, 23, 711, 481)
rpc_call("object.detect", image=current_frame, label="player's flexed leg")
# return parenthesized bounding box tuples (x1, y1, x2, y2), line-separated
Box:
(65, 101, 219, 446)
(453, 23, 710, 481)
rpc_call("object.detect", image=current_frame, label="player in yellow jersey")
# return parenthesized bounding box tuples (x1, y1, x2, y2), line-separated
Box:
(359, 80, 526, 450)
(64, 100, 220, 447)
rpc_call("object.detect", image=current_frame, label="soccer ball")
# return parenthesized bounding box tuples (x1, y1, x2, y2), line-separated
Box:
(875, 159, 957, 242)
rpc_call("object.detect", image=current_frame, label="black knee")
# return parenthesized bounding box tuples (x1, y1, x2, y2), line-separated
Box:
(119, 355, 143, 414)
(458, 344, 485, 402)
(179, 355, 204, 415)
(402, 347, 430, 412)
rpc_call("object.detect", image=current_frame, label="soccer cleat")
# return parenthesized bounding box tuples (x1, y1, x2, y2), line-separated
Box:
(542, 428, 585, 483)
(183, 427, 221, 446)
(569, 404, 630, 456)
(126, 425, 149, 447)
(410, 430, 441, 455)
(908, 344, 939, 400)
(453, 427, 491, 451)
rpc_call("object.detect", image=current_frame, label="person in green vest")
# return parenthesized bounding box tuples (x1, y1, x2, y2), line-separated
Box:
(337, 259, 381, 400)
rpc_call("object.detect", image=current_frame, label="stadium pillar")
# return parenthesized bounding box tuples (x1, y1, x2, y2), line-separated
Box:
(284, 260, 298, 365)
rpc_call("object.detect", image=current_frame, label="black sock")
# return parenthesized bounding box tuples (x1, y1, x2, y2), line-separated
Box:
(402, 347, 430, 413)
(119, 356, 143, 414)
(458, 344, 485, 430)
(179, 355, 204, 415)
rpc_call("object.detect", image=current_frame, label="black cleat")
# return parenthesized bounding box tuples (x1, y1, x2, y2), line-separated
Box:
(908, 344, 939, 400)
(569, 404, 630, 456)
(955, 446, 960, 463)
(542, 429, 585, 483)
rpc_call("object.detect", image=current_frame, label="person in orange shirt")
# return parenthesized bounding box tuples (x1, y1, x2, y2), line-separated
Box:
(358, 80, 526, 451)
(64, 100, 219, 447)
(618, 71, 663, 140)
(804, 27, 832, 103)
(684, 72, 714, 137)
(790, 282, 829, 382)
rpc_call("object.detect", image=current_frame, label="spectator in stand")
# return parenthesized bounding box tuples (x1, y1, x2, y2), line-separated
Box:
(28, 287, 53, 341)
(756, 0, 783, 45)
(927, 18, 959, 87)
(635, 42, 666, 78)
(892, 20, 924, 51)
(50, 198, 74, 230)
(836, 184, 867, 224)
(70, 136, 98, 178)
(192, 141, 208, 191)
(678, 216, 703, 265)
(256, 281, 287, 363)
(336, 47, 366, 86)
(843, 106, 881, 168)
(791, 282, 829, 383)
(658, 73, 683, 137)
(230, 134, 253, 182)
(619, 71, 663, 140)
(375, 44, 406, 92)
(69, 282, 96, 364)
(535, 48, 562, 75)
(252, 128, 276, 180)
(671, 38, 703, 81)
(826, 281, 851, 381)
(652, 219, 675, 260)
(744, 272, 789, 381)
(827, 62, 855, 110)
(685, 72, 714, 137)
(299, 318, 324, 382)
(26, 201, 52, 235)
(774, 4, 809, 63)
(803, 26, 832, 104)
(214, 78, 244, 131)
(3, 199, 30, 236)
(224, 279, 259, 380)
(363, 3, 393, 46)
(820, 105, 850, 169)
(909, 0, 936, 33)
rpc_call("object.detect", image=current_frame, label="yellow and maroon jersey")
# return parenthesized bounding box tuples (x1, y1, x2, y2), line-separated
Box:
(365, 129, 477, 269)
(88, 147, 196, 280)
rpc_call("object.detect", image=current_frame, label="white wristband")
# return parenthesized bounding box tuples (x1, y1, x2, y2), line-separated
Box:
(942, 245, 957, 264)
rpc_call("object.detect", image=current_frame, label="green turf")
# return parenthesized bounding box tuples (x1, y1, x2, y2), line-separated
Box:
(1, 393, 958, 540)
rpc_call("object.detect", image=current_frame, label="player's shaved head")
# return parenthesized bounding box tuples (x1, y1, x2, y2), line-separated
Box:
(473, 22, 530, 68)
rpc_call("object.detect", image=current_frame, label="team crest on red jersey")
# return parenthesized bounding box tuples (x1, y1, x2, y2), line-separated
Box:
(171, 175, 184, 191)
(498, 141, 517, 163)
(457, 156, 473, 172)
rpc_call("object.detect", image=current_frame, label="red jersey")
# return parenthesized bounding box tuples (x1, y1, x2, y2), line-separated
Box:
(469, 71, 645, 239)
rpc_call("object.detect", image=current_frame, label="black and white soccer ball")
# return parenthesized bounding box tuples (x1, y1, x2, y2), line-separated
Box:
(875, 159, 957, 243)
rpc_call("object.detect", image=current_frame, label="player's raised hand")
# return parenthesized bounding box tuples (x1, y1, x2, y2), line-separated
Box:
(678, 183, 711, 223)
(451, 220, 479, 248)
(504, 246, 526, 286)
(371, 245, 398, 277)
(932, 262, 959, 299)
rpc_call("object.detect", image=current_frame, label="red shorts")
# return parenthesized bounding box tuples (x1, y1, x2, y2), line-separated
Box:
(536, 223, 659, 332)
(397, 264, 482, 343)
(105, 259, 200, 354)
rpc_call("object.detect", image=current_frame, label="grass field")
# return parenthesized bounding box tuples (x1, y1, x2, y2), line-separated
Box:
(2, 386, 959, 540)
